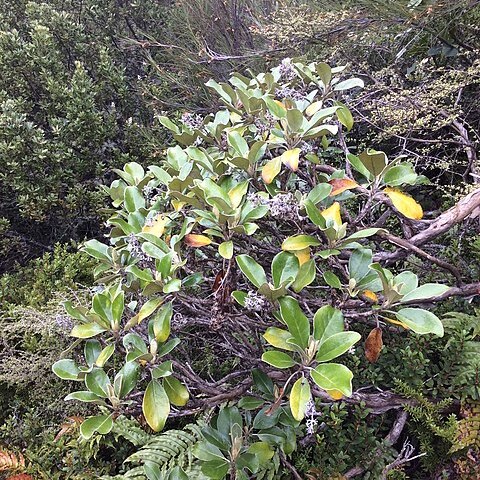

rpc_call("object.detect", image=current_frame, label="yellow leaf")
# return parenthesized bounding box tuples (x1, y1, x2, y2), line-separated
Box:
(142, 215, 166, 236)
(329, 178, 359, 196)
(228, 181, 249, 209)
(363, 290, 378, 303)
(281, 148, 301, 172)
(305, 101, 323, 117)
(262, 156, 282, 184)
(384, 187, 423, 220)
(172, 200, 185, 211)
(185, 234, 211, 247)
(385, 317, 410, 330)
(294, 247, 310, 266)
(321, 202, 342, 228)
(326, 389, 343, 400)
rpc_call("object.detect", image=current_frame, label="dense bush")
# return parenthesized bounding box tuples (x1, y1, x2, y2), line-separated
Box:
(44, 58, 480, 479)
(1, 2, 479, 480)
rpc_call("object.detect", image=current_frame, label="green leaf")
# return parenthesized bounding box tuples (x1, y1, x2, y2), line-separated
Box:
(313, 306, 344, 343)
(333, 78, 364, 91)
(306, 183, 332, 204)
(310, 363, 353, 396)
(263, 327, 295, 351)
(236, 254, 267, 288)
(131, 297, 163, 325)
(289, 377, 311, 421)
(85, 368, 111, 397)
(238, 397, 265, 410)
(292, 259, 316, 292)
(247, 442, 274, 463)
(315, 62, 332, 86)
(286, 109, 304, 133)
(143, 380, 170, 432)
(401, 284, 450, 302)
(384, 164, 417, 186)
(163, 278, 181, 293)
(124, 186, 145, 212)
(228, 131, 249, 158)
(201, 459, 229, 479)
(152, 360, 173, 379)
(323, 271, 342, 289)
(150, 302, 172, 343)
(80, 414, 113, 440)
(82, 239, 111, 262)
(84, 339, 102, 367)
(358, 149, 387, 177)
(164, 376, 189, 406)
(278, 296, 310, 348)
(157, 338, 181, 357)
(114, 361, 139, 398)
(394, 271, 419, 295)
(264, 96, 287, 118)
(395, 308, 444, 336)
(347, 153, 373, 180)
(271, 252, 299, 288)
(304, 199, 327, 228)
(71, 322, 107, 338)
(336, 103, 354, 131)
(52, 359, 81, 381)
(282, 235, 321, 251)
(64, 391, 106, 403)
(193, 441, 227, 462)
(252, 369, 274, 397)
(218, 241, 234, 259)
(262, 351, 296, 369)
(349, 248, 373, 282)
(342, 228, 383, 242)
(316, 331, 361, 362)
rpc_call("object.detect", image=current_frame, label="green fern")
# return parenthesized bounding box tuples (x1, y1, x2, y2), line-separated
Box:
(110, 416, 152, 447)
(103, 423, 204, 480)
(394, 380, 458, 471)
(442, 310, 480, 399)
(451, 400, 480, 453)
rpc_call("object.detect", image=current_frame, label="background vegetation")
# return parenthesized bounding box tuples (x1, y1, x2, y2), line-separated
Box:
(0, 1, 479, 479)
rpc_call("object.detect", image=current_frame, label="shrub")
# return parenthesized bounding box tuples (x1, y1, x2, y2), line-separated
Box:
(48, 58, 480, 478)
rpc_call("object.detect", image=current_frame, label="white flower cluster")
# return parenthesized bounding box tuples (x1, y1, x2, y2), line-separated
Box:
(181, 112, 204, 131)
(279, 58, 296, 81)
(248, 192, 299, 221)
(244, 291, 269, 312)
(304, 399, 318, 435)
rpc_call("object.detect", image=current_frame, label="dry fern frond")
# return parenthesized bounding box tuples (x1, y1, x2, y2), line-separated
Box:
(0, 448, 25, 472)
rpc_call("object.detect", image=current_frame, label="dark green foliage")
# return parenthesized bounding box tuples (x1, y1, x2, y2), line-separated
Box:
(0, 244, 94, 308)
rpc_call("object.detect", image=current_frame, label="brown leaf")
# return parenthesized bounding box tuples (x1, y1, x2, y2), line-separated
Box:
(0, 448, 25, 472)
(329, 178, 359, 196)
(212, 270, 225, 293)
(7, 475, 33, 480)
(54, 416, 83, 441)
(365, 327, 383, 363)
(185, 234, 212, 247)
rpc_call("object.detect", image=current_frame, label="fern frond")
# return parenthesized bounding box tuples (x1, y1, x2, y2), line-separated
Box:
(451, 400, 480, 453)
(111, 416, 152, 447)
(100, 466, 145, 480)
(0, 448, 25, 472)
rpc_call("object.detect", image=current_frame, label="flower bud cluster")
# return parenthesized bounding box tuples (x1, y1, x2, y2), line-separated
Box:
(279, 58, 296, 81)
(126, 234, 151, 268)
(181, 112, 204, 131)
(244, 291, 269, 312)
(305, 399, 318, 435)
(254, 112, 276, 136)
(248, 192, 299, 221)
